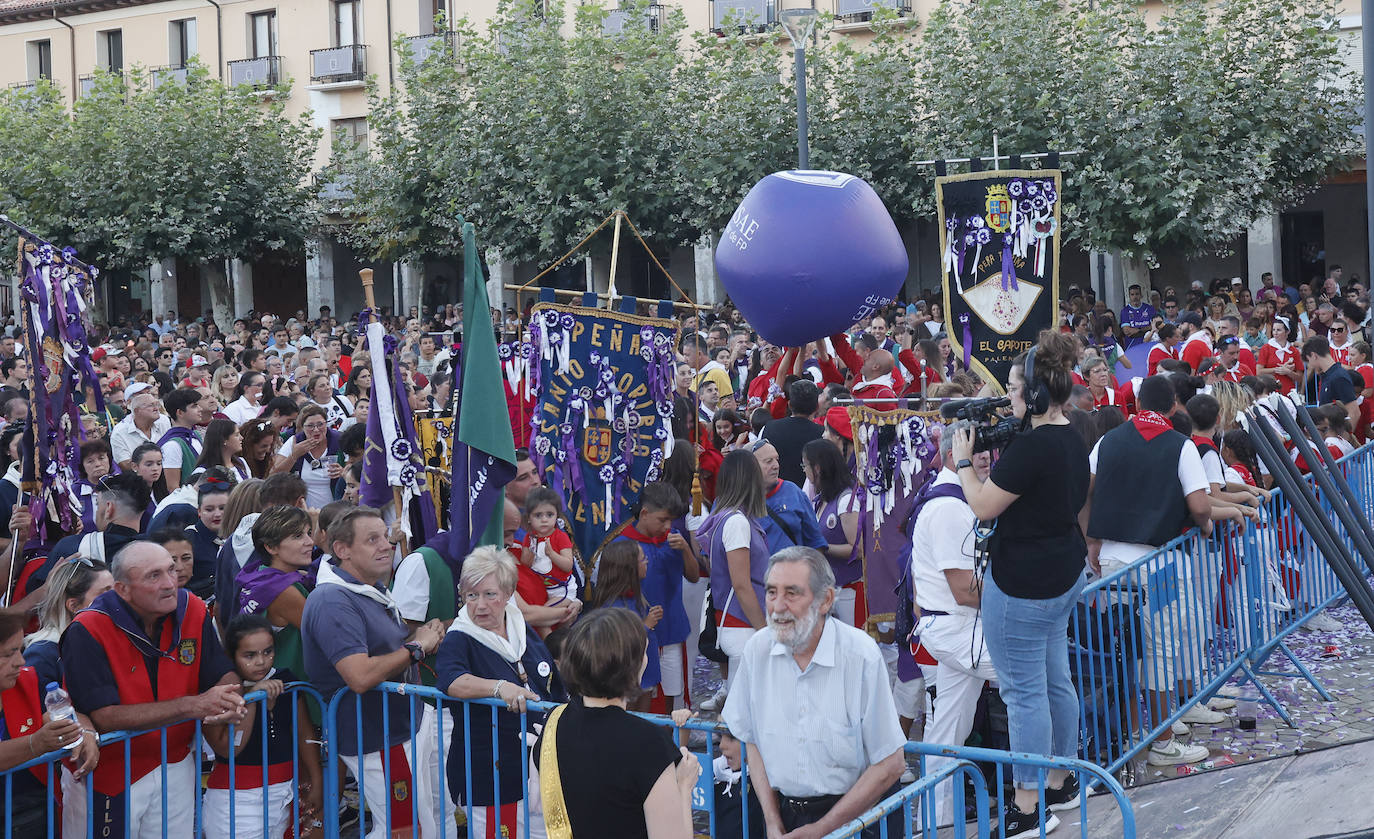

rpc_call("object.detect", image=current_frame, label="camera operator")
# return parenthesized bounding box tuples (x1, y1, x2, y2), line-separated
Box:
(950, 329, 1089, 838)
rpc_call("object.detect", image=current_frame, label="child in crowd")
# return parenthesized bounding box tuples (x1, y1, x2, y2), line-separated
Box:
(713, 729, 766, 839)
(587, 540, 661, 710)
(519, 486, 579, 607)
(203, 614, 323, 839)
(615, 482, 699, 712)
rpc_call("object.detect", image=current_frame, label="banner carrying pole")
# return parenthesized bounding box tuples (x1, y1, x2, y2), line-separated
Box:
(607, 211, 624, 304)
(358, 266, 407, 548)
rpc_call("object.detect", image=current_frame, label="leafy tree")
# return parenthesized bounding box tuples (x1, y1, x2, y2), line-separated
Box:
(911, 0, 1361, 263)
(0, 63, 321, 325)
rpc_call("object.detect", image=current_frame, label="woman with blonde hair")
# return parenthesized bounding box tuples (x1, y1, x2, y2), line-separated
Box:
(1210, 380, 1254, 432)
(23, 558, 113, 685)
(210, 365, 240, 407)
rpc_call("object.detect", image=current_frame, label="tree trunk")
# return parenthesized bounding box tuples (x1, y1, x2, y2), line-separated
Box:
(202, 259, 233, 331)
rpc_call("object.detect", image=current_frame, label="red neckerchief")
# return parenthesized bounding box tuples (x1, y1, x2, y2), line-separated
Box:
(767, 479, 784, 498)
(622, 523, 667, 545)
(1131, 410, 1173, 441)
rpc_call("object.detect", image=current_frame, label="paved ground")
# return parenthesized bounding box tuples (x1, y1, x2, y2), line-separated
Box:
(1129, 596, 1374, 787)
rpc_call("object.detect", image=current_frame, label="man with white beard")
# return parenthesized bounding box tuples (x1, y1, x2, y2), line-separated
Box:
(722, 547, 906, 838)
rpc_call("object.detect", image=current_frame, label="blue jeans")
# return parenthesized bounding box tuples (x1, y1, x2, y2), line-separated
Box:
(981, 570, 1087, 787)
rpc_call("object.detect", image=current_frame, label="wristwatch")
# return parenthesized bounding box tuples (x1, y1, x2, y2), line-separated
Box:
(404, 642, 425, 663)
(955, 458, 974, 471)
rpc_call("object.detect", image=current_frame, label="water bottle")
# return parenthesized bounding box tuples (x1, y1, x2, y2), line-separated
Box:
(44, 682, 79, 752)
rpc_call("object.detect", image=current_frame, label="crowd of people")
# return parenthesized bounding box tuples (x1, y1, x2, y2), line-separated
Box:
(0, 260, 1363, 839)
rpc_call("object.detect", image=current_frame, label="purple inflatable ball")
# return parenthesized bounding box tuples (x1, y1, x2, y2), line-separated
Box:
(714, 171, 909, 349)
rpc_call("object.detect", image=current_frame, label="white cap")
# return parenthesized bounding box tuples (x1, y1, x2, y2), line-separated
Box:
(124, 382, 152, 399)
(191, 354, 209, 367)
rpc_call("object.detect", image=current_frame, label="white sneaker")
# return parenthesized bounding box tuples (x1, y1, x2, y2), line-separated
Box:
(1171, 720, 1191, 736)
(1147, 739, 1210, 766)
(900, 768, 916, 784)
(1301, 611, 1343, 633)
(1207, 696, 1237, 711)
(1180, 704, 1227, 725)
(698, 687, 728, 712)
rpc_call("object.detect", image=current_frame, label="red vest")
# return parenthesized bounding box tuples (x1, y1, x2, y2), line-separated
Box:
(2, 666, 51, 786)
(74, 595, 209, 795)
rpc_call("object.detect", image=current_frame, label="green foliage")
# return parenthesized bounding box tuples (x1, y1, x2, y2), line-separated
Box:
(0, 61, 321, 273)
(1, 0, 1360, 278)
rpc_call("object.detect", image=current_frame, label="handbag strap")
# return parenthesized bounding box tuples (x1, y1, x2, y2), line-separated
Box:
(540, 704, 573, 839)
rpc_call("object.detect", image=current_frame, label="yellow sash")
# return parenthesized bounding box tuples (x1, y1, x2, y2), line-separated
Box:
(539, 703, 573, 839)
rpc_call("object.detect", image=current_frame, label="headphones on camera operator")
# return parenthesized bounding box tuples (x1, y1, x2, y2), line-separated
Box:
(1022, 344, 1052, 419)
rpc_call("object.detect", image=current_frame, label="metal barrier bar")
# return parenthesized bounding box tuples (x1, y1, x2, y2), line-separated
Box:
(1074, 441, 1374, 774)
(822, 760, 987, 839)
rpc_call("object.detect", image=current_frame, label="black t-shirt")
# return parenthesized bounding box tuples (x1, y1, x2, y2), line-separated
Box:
(533, 698, 681, 839)
(987, 422, 1090, 599)
(762, 416, 824, 486)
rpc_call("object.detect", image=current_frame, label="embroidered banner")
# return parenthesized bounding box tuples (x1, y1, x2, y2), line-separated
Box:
(527, 301, 678, 558)
(936, 170, 1063, 391)
(849, 406, 941, 636)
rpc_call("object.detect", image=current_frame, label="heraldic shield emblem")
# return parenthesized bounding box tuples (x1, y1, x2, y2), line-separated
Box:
(985, 184, 1013, 233)
(582, 420, 613, 467)
(178, 639, 196, 665)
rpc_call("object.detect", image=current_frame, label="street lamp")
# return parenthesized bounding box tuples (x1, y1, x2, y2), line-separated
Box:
(779, 7, 818, 170)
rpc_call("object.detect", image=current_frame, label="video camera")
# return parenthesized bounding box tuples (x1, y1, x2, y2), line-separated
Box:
(939, 397, 1020, 453)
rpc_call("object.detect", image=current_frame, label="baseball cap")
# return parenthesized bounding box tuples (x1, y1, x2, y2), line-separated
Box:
(191, 355, 209, 367)
(124, 382, 152, 399)
(297, 337, 317, 349)
(91, 347, 107, 363)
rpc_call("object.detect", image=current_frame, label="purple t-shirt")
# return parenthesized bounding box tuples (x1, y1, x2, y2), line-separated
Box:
(1119, 303, 1157, 348)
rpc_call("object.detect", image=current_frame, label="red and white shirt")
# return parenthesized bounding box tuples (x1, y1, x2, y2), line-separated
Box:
(1256, 340, 1303, 395)
(1146, 342, 1178, 377)
(1179, 332, 1214, 373)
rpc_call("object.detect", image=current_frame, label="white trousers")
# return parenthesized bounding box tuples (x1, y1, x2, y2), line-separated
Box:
(63, 754, 196, 839)
(717, 626, 758, 692)
(415, 704, 459, 835)
(342, 740, 440, 839)
(917, 613, 997, 827)
(202, 779, 296, 839)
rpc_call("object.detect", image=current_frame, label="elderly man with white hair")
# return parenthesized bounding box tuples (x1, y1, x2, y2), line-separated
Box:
(723, 546, 906, 838)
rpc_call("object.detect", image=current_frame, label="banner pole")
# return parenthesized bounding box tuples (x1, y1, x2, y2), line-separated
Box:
(359, 266, 408, 553)
(607, 211, 624, 304)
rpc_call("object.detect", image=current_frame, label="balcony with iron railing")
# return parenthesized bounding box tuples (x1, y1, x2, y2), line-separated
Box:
(151, 65, 190, 89)
(228, 55, 281, 88)
(8, 80, 38, 92)
(832, 0, 910, 26)
(710, 0, 776, 35)
(602, 3, 669, 35)
(404, 31, 459, 64)
(310, 44, 367, 85)
(77, 74, 96, 97)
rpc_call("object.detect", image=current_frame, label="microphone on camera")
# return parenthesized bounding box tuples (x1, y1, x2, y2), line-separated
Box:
(939, 397, 1011, 419)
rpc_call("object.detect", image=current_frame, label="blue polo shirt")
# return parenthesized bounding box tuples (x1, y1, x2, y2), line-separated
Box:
(762, 479, 828, 557)
(301, 565, 414, 757)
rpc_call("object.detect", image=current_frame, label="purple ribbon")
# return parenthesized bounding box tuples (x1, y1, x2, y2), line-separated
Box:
(958, 312, 973, 369)
(1001, 233, 1019, 291)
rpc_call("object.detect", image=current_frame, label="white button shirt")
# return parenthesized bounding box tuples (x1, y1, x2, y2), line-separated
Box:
(722, 616, 907, 797)
(109, 413, 170, 465)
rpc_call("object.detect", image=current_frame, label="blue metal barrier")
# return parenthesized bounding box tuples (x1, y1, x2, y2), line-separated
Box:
(823, 760, 987, 839)
(0, 681, 325, 839)
(1074, 441, 1374, 774)
(320, 682, 1137, 839)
